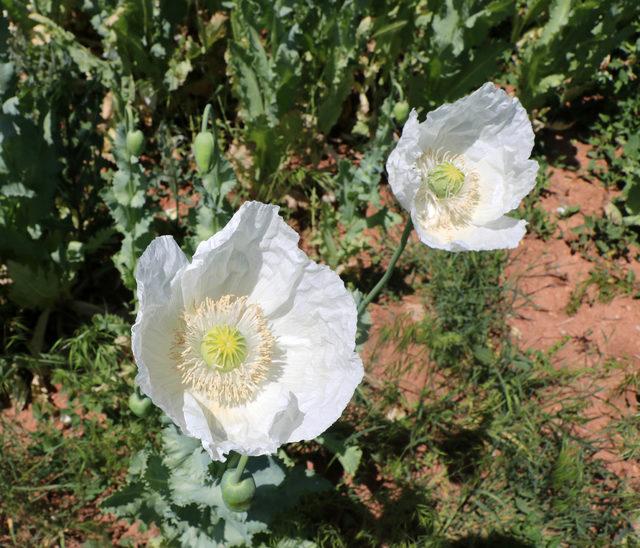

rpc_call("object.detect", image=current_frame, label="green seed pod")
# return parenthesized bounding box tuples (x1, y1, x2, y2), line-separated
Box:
(221, 469, 256, 512)
(128, 389, 152, 417)
(393, 101, 410, 123)
(194, 131, 215, 173)
(126, 129, 144, 158)
(427, 162, 465, 199)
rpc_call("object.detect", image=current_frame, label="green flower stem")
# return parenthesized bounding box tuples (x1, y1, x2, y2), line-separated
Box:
(233, 454, 249, 484)
(125, 105, 134, 133)
(201, 103, 212, 133)
(357, 216, 413, 316)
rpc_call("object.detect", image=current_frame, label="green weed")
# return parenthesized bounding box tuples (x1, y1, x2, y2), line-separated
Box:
(0, 315, 158, 545)
(565, 263, 637, 315)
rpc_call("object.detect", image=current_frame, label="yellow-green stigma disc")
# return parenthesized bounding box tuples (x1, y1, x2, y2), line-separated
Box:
(427, 162, 465, 199)
(200, 325, 247, 372)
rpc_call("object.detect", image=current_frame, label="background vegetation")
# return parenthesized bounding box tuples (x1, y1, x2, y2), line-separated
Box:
(1, 0, 639, 545)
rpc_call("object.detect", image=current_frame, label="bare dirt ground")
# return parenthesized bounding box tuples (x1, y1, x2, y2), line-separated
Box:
(507, 141, 640, 365)
(506, 140, 640, 485)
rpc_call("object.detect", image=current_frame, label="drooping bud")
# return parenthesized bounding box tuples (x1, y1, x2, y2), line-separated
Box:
(221, 468, 256, 512)
(427, 162, 465, 199)
(128, 388, 152, 417)
(194, 131, 215, 173)
(393, 101, 410, 123)
(126, 129, 144, 158)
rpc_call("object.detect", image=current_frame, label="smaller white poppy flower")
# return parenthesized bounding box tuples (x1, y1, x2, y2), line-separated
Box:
(386, 82, 539, 251)
(132, 201, 363, 461)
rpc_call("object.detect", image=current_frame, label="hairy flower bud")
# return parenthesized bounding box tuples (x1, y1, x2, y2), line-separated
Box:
(393, 101, 410, 123)
(194, 131, 215, 173)
(126, 129, 144, 158)
(128, 389, 152, 417)
(221, 469, 256, 512)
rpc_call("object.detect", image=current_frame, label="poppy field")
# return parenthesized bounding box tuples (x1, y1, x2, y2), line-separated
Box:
(1, 1, 640, 546)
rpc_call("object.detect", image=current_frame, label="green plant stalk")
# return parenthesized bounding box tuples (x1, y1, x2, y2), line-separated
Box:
(233, 454, 249, 483)
(125, 105, 134, 133)
(201, 103, 212, 134)
(126, 152, 136, 270)
(357, 217, 413, 316)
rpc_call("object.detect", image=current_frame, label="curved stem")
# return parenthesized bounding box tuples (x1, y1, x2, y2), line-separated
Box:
(201, 103, 212, 134)
(125, 105, 134, 133)
(233, 454, 249, 484)
(357, 216, 413, 316)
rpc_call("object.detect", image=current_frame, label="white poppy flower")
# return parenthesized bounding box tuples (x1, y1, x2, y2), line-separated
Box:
(132, 201, 363, 461)
(386, 82, 539, 251)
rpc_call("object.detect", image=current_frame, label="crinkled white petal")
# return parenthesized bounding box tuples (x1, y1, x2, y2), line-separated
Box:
(180, 201, 303, 318)
(268, 260, 363, 442)
(132, 236, 189, 430)
(386, 108, 423, 211)
(182, 383, 296, 461)
(412, 211, 527, 252)
(133, 202, 362, 461)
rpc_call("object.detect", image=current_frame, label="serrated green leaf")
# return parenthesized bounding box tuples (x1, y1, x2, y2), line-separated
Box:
(128, 449, 150, 478)
(163, 426, 202, 468)
(249, 457, 332, 523)
(6, 260, 62, 309)
(145, 454, 171, 497)
(1, 182, 35, 197)
(102, 482, 147, 515)
(316, 431, 362, 475)
(623, 180, 640, 215)
(0, 62, 14, 97)
(539, 0, 572, 46)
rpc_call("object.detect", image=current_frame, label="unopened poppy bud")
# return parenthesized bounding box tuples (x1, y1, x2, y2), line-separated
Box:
(194, 131, 215, 173)
(128, 388, 152, 417)
(221, 468, 256, 512)
(393, 101, 410, 123)
(126, 129, 144, 158)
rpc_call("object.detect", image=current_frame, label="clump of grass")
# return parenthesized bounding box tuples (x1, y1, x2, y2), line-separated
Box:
(421, 250, 508, 372)
(348, 248, 640, 546)
(565, 263, 637, 315)
(0, 315, 159, 546)
(570, 214, 638, 261)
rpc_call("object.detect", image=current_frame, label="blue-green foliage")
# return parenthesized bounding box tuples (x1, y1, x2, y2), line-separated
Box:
(104, 425, 331, 547)
(101, 122, 154, 290)
(2, 2, 640, 545)
(189, 115, 238, 248)
(1, 17, 85, 309)
(517, 0, 640, 109)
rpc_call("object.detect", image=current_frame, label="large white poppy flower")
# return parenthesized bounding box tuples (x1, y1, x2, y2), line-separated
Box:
(386, 82, 538, 251)
(132, 201, 363, 461)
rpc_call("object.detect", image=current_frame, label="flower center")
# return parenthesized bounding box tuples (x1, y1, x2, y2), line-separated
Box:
(426, 162, 465, 199)
(201, 325, 247, 372)
(172, 295, 275, 406)
(414, 149, 480, 236)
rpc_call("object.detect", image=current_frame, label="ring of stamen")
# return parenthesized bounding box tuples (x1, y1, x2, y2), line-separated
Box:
(172, 295, 275, 406)
(414, 148, 480, 237)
